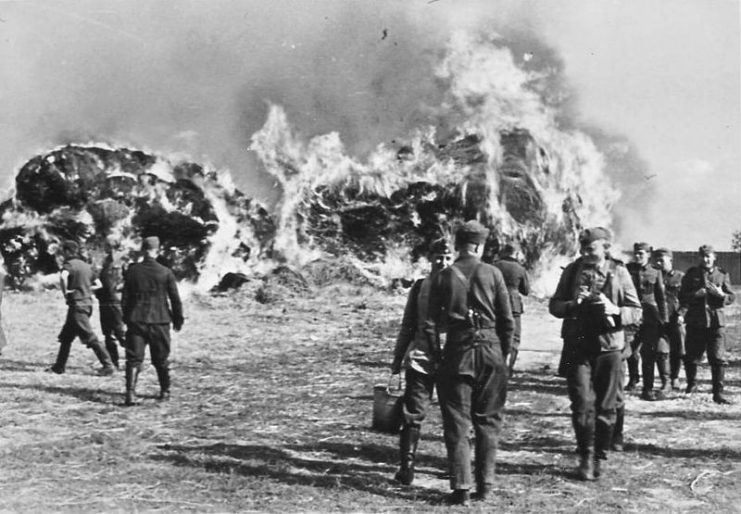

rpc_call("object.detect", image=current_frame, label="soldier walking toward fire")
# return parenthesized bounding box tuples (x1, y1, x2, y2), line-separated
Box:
(626, 243, 669, 400)
(653, 248, 686, 390)
(494, 244, 530, 374)
(94, 236, 127, 369)
(679, 245, 735, 404)
(426, 220, 513, 505)
(47, 241, 116, 376)
(121, 236, 183, 406)
(389, 239, 452, 486)
(549, 227, 641, 481)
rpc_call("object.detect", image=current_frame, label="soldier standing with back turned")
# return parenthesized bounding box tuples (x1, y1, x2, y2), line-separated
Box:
(679, 245, 735, 404)
(94, 236, 127, 370)
(122, 236, 184, 406)
(494, 243, 530, 374)
(426, 220, 513, 505)
(390, 239, 452, 486)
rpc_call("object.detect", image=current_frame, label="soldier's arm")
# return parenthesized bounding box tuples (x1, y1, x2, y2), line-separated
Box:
(655, 270, 668, 324)
(391, 279, 421, 373)
(519, 268, 531, 297)
(617, 266, 642, 326)
(167, 271, 184, 331)
(548, 265, 575, 319)
(121, 273, 131, 323)
(720, 273, 735, 305)
(59, 269, 69, 300)
(493, 270, 515, 356)
(424, 274, 443, 364)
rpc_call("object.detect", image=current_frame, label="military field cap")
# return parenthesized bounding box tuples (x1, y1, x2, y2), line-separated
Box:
(654, 247, 672, 258)
(141, 236, 161, 251)
(429, 238, 452, 255)
(578, 227, 611, 245)
(633, 242, 652, 253)
(699, 244, 715, 256)
(500, 243, 520, 257)
(455, 220, 490, 245)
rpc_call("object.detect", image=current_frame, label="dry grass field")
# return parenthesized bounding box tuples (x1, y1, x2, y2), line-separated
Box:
(1, 281, 740, 513)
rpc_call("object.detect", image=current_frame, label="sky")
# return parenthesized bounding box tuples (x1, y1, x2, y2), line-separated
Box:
(0, 0, 738, 250)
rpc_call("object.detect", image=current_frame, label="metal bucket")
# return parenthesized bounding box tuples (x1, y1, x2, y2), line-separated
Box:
(372, 380, 403, 434)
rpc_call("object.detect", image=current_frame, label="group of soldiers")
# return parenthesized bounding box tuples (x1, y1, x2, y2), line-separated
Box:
(390, 221, 735, 505)
(45, 236, 184, 406)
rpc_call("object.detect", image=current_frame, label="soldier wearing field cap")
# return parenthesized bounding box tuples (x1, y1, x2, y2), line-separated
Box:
(653, 248, 686, 390)
(121, 236, 184, 406)
(390, 238, 453, 486)
(679, 245, 735, 404)
(626, 242, 669, 400)
(47, 240, 116, 376)
(426, 220, 514, 505)
(494, 243, 530, 374)
(549, 227, 641, 481)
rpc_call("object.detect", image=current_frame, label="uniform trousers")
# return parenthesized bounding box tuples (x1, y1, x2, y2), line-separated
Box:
(566, 347, 621, 459)
(99, 303, 126, 367)
(402, 368, 435, 430)
(665, 321, 685, 380)
(437, 336, 507, 491)
(638, 324, 670, 391)
(125, 322, 171, 369)
(685, 326, 726, 366)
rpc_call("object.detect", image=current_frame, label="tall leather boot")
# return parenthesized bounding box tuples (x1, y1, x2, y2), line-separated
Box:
(594, 419, 613, 478)
(124, 364, 140, 406)
(574, 422, 596, 481)
(611, 406, 625, 452)
(47, 340, 72, 374)
(394, 426, 420, 485)
(508, 349, 519, 376)
(640, 354, 655, 400)
(711, 365, 732, 404)
(89, 340, 115, 376)
(155, 366, 171, 400)
(626, 355, 640, 391)
(685, 361, 698, 394)
(657, 354, 671, 398)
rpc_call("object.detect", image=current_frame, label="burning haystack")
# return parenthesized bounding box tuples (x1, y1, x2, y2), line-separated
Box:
(0, 144, 275, 288)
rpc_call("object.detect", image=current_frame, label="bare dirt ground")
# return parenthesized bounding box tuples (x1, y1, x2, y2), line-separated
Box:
(1, 283, 740, 513)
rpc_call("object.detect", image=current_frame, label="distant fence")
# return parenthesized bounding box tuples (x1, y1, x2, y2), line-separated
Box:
(672, 251, 741, 285)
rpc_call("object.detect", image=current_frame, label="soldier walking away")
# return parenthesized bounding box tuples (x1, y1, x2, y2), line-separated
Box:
(426, 220, 514, 505)
(390, 239, 452, 486)
(493, 244, 530, 374)
(679, 245, 735, 404)
(94, 236, 127, 369)
(122, 236, 183, 406)
(549, 227, 641, 481)
(47, 241, 115, 376)
(653, 248, 686, 391)
(626, 243, 669, 401)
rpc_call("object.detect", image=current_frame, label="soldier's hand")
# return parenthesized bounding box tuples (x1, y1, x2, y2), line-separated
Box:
(597, 293, 620, 315)
(707, 284, 725, 298)
(695, 288, 707, 298)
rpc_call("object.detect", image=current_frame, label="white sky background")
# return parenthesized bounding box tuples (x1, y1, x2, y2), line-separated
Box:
(0, 0, 738, 250)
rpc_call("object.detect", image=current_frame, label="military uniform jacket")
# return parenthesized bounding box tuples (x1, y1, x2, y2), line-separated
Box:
(122, 256, 183, 326)
(662, 269, 684, 323)
(391, 277, 437, 375)
(64, 258, 95, 307)
(493, 257, 530, 315)
(549, 257, 642, 352)
(679, 266, 735, 328)
(626, 262, 668, 326)
(426, 255, 514, 356)
(94, 255, 124, 306)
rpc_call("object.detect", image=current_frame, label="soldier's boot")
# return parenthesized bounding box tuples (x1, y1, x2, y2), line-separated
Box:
(124, 365, 140, 406)
(577, 449, 596, 481)
(685, 362, 698, 394)
(625, 356, 640, 391)
(711, 365, 733, 405)
(640, 356, 655, 400)
(594, 419, 612, 479)
(657, 354, 672, 399)
(47, 340, 72, 374)
(104, 336, 120, 370)
(89, 340, 115, 376)
(670, 353, 682, 390)
(507, 349, 519, 376)
(445, 489, 470, 506)
(671, 378, 681, 391)
(394, 426, 420, 485)
(575, 423, 596, 481)
(155, 366, 171, 401)
(611, 407, 625, 452)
